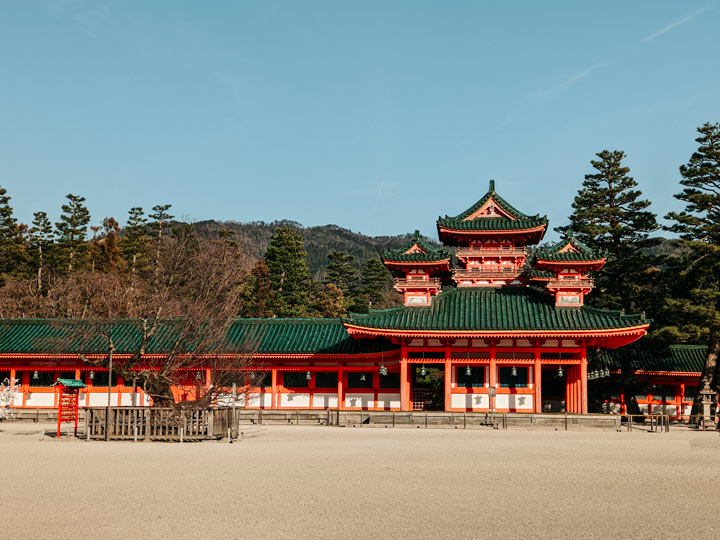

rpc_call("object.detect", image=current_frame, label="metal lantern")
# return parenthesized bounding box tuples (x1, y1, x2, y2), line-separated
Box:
(420, 365, 426, 377)
(379, 364, 388, 376)
(603, 368, 610, 378)
(511, 366, 517, 377)
(196, 371, 203, 381)
(33, 369, 39, 380)
(305, 370, 312, 381)
(360, 372, 366, 382)
(89, 370, 94, 380)
(465, 365, 472, 377)
(557, 366, 564, 378)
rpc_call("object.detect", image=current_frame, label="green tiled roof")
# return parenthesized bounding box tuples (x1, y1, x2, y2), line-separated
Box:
(0, 319, 392, 356)
(535, 233, 607, 262)
(382, 230, 451, 263)
(527, 269, 554, 279)
(601, 344, 706, 373)
(344, 287, 648, 332)
(53, 378, 86, 388)
(437, 180, 548, 232)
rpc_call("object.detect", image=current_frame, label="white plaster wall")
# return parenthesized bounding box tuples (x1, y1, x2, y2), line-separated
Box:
(452, 393, 488, 410)
(377, 393, 400, 409)
(280, 392, 310, 408)
(13, 392, 23, 407)
(87, 393, 119, 407)
(345, 393, 373, 409)
(508, 394, 533, 410)
(312, 393, 338, 408)
(24, 393, 54, 407)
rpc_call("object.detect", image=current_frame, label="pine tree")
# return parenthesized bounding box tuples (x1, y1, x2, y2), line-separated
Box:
(122, 207, 148, 275)
(264, 227, 312, 317)
(560, 150, 659, 312)
(665, 122, 720, 417)
(0, 186, 28, 279)
(149, 204, 173, 279)
(353, 258, 391, 313)
(55, 194, 91, 273)
(29, 211, 54, 291)
(100, 217, 122, 272)
(325, 250, 358, 312)
(238, 260, 273, 318)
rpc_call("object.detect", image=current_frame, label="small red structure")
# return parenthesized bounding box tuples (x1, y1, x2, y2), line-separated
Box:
(53, 379, 85, 437)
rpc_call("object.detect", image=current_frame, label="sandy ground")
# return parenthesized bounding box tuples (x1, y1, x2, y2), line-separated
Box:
(1, 422, 719, 540)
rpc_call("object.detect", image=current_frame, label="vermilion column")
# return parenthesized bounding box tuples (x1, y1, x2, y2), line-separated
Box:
(400, 341, 409, 411)
(337, 364, 344, 411)
(444, 340, 452, 411)
(580, 346, 588, 414)
(533, 342, 542, 413)
(271, 368, 277, 410)
(489, 340, 497, 411)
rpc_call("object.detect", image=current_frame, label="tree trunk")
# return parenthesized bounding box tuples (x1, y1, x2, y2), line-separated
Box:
(690, 324, 720, 419)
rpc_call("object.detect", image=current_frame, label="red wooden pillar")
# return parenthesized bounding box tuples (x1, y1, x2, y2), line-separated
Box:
(679, 382, 686, 419)
(400, 341, 409, 412)
(489, 340, 497, 411)
(337, 364, 344, 411)
(444, 340, 452, 412)
(533, 341, 542, 413)
(580, 345, 588, 414)
(271, 368, 278, 410)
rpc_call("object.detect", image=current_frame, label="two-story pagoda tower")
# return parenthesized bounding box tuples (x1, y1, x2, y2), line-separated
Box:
(437, 180, 548, 288)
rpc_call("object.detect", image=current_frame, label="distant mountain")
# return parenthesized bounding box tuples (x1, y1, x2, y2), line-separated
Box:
(193, 220, 442, 279)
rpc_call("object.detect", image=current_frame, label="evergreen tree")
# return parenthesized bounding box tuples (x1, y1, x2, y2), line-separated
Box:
(309, 283, 344, 318)
(560, 150, 659, 312)
(325, 250, 358, 311)
(100, 217, 122, 272)
(0, 186, 28, 279)
(353, 258, 391, 312)
(665, 122, 720, 416)
(29, 211, 54, 291)
(264, 227, 312, 317)
(122, 207, 149, 275)
(238, 260, 273, 318)
(55, 194, 91, 273)
(149, 204, 173, 279)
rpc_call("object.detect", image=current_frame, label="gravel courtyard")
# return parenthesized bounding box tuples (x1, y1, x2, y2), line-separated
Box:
(1, 422, 718, 540)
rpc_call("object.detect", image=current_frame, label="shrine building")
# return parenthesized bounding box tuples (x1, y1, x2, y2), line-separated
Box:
(1, 181, 694, 415)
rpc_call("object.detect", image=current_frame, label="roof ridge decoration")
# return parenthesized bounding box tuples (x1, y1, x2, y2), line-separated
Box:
(381, 231, 451, 263)
(436, 180, 548, 236)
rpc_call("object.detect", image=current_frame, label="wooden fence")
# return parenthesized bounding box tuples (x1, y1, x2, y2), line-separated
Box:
(85, 407, 233, 441)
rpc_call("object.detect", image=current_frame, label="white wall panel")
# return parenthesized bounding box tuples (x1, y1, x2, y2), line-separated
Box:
(280, 392, 310, 408)
(344, 393, 373, 409)
(377, 393, 400, 409)
(312, 393, 338, 408)
(452, 393, 488, 410)
(509, 394, 533, 410)
(24, 393, 54, 407)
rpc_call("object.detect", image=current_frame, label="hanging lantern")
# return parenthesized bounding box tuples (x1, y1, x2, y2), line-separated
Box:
(33, 370, 39, 380)
(89, 370, 95, 380)
(465, 365, 472, 377)
(420, 365, 426, 377)
(557, 366, 564, 378)
(511, 366, 517, 377)
(379, 364, 388, 376)
(603, 368, 610, 378)
(360, 372, 366, 382)
(592, 369, 600, 380)
(196, 371, 202, 381)
(305, 370, 312, 381)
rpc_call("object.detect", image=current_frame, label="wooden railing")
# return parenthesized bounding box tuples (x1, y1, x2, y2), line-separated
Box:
(452, 268, 523, 280)
(456, 247, 527, 258)
(84, 407, 232, 441)
(394, 278, 441, 289)
(547, 278, 594, 289)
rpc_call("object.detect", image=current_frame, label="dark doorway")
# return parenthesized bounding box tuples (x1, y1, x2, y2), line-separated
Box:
(411, 365, 444, 410)
(541, 366, 566, 413)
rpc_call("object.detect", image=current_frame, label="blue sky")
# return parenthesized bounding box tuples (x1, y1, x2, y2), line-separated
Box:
(1, 1, 719, 241)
